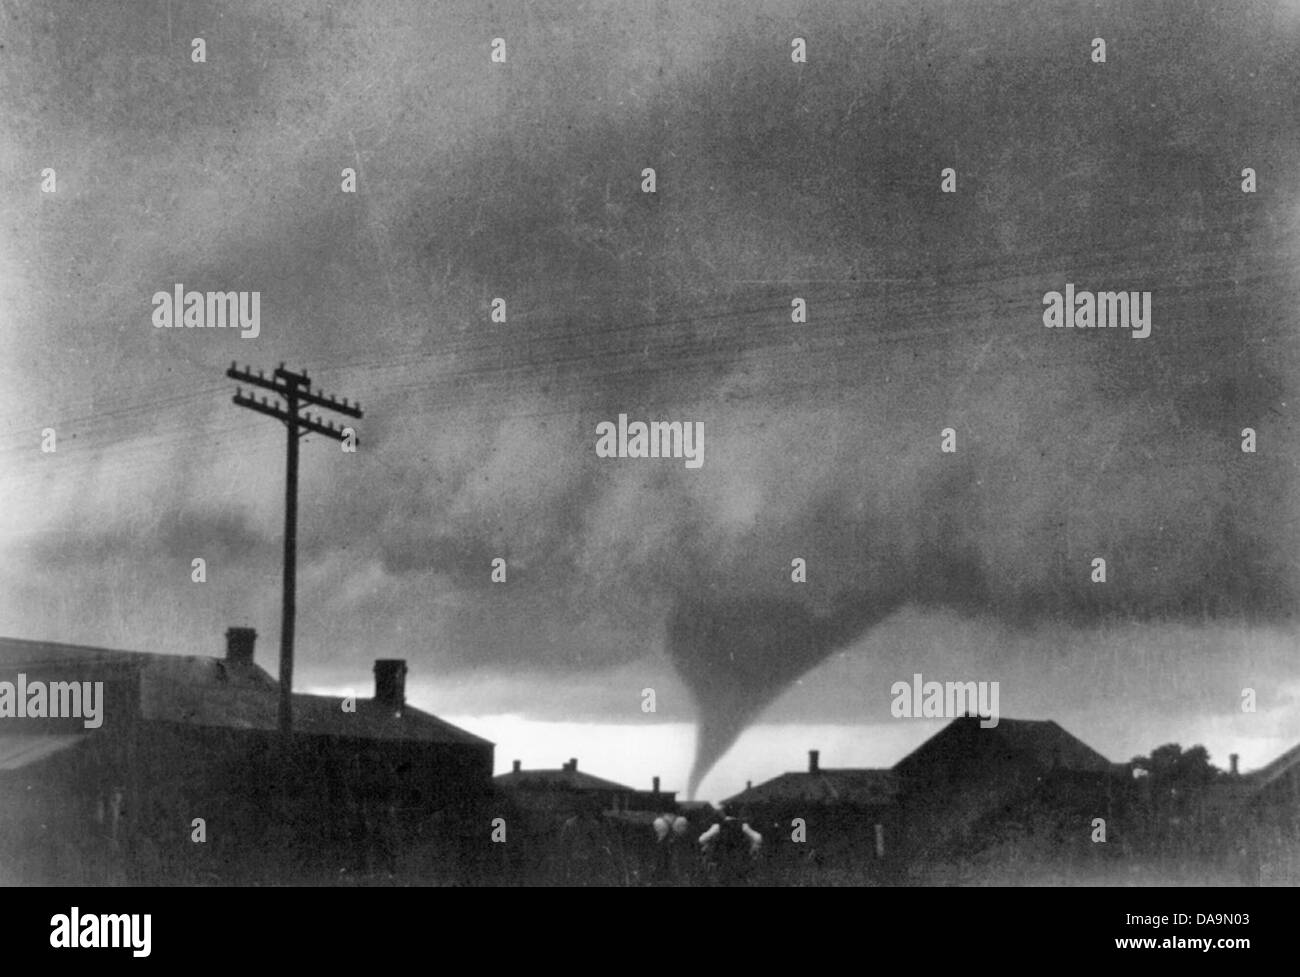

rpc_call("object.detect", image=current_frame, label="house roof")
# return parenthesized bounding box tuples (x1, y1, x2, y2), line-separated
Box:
(894, 716, 1115, 776)
(1247, 740, 1300, 790)
(0, 734, 89, 771)
(494, 767, 635, 793)
(629, 787, 678, 803)
(0, 636, 492, 747)
(724, 768, 898, 808)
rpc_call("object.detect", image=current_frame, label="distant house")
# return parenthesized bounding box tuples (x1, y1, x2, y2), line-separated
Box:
(629, 776, 679, 813)
(1201, 746, 1300, 885)
(491, 760, 679, 884)
(727, 751, 898, 812)
(0, 628, 494, 884)
(1240, 743, 1300, 821)
(494, 758, 671, 814)
(892, 716, 1124, 860)
(724, 750, 900, 875)
(725, 720, 1125, 871)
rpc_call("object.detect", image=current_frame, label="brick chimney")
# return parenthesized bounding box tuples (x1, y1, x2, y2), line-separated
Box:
(652, 776, 660, 794)
(512, 759, 522, 773)
(373, 659, 407, 709)
(1230, 753, 1240, 777)
(809, 749, 820, 774)
(225, 627, 256, 666)
(566, 757, 578, 772)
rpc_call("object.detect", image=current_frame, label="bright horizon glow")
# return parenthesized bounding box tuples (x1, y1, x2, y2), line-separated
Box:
(303, 668, 1295, 803)
(431, 715, 1290, 803)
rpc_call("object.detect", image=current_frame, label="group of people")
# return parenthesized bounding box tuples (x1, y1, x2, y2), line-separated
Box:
(651, 803, 762, 884)
(555, 801, 763, 885)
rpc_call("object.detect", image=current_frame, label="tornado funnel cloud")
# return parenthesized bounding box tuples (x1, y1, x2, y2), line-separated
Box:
(668, 593, 904, 797)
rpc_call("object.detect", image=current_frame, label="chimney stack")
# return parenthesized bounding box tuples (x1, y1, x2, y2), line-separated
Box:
(512, 759, 521, 773)
(809, 749, 820, 774)
(373, 659, 407, 709)
(652, 776, 660, 794)
(1230, 753, 1240, 776)
(225, 627, 256, 665)
(567, 757, 578, 772)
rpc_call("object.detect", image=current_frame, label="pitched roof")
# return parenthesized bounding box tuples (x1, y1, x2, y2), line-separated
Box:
(0, 636, 491, 747)
(893, 716, 1115, 776)
(494, 767, 635, 793)
(0, 636, 183, 669)
(1247, 740, 1300, 790)
(724, 768, 898, 808)
(0, 734, 89, 771)
(987, 718, 1114, 772)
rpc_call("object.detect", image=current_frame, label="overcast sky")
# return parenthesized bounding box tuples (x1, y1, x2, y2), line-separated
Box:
(2, 0, 1299, 800)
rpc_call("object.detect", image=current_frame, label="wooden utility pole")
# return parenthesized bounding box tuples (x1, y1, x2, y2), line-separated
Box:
(227, 362, 362, 737)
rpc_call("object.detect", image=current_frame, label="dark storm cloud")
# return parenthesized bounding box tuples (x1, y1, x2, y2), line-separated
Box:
(27, 507, 269, 571)
(361, 0, 1300, 790)
(4, 0, 1299, 794)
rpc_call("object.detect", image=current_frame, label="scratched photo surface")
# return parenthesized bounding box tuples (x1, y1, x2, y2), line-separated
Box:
(2, 0, 1298, 886)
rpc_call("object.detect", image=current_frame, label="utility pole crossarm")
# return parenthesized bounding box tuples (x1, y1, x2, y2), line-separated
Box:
(297, 414, 358, 444)
(227, 364, 295, 398)
(228, 362, 363, 418)
(294, 388, 363, 419)
(227, 361, 363, 739)
(231, 390, 292, 424)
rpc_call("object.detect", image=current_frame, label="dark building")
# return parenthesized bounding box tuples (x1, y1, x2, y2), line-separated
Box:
(0, 629, 494, 884)
(726, 719, 1127, 879)
(493, 757, 645, 814)
(724, 750, 899, 879)
(892, 716, 1125, 863)
(628, 775, 679, 813)
(1242, 743, 1300, 882)
(1200, 743, 1300, 885)
(491, 759, 678, 883)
